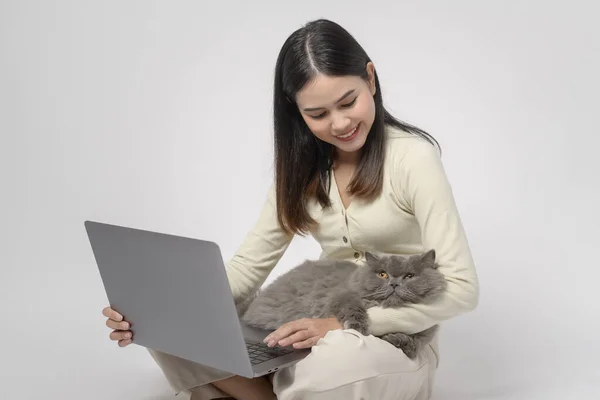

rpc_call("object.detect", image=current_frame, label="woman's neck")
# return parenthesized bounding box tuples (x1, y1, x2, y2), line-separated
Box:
(334, 148, 360, 168)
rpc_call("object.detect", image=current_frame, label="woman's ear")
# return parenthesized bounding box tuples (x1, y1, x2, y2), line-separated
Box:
(366, 62, 376, 96)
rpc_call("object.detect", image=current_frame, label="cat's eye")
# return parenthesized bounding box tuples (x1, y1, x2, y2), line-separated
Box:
(378, 271, 388, 279)
(404, 273, 414, 279)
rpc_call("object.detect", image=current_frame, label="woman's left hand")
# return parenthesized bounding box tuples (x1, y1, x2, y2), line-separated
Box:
(263, 317, 343, 349)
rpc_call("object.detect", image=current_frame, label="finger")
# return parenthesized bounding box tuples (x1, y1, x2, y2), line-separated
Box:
(102, 306, 123, 322)
(106, 319, 130, 331)
(292, 336, 319, 349)
(110, 330, 132, 341)
(118, 339, 132, 347)
(278, 329, 311, 347)
(265, 319, 309, 344)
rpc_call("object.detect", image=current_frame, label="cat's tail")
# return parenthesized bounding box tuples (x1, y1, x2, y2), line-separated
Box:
(234, 289, 260, 318)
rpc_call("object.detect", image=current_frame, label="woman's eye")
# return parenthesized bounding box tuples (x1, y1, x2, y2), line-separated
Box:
(308, 98, 356, 119)
(341, 98, 357, 108)
(378, 272, 388, 279)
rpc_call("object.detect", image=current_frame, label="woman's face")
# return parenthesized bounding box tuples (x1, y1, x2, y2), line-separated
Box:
(295, 62, 377, 159)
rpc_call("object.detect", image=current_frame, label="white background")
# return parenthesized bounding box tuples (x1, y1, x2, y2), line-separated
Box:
(1, 1, 599, 399)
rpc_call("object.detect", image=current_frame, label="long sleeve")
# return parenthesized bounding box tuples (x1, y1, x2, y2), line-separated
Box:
(225, 184, 293, 302)
(367, 139, 480, 335)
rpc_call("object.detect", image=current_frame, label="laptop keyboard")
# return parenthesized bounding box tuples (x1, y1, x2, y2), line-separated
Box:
(245, 340, 293, 365)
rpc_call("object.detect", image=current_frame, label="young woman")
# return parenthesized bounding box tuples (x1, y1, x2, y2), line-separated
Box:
(102, 19, 479, 400)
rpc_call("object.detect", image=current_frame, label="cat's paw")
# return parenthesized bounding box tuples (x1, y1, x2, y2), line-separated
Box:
(343, 320, 370, 336)
(380, 333, 403, 348)
(380, 333, 418, 358)
(401, 342, 418, 359)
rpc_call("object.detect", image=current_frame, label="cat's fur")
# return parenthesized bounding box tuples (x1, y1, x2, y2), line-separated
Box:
(237, 249, 447, 359)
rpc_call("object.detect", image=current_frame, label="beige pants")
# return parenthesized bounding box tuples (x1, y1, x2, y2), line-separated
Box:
(148, 328, 440, 400)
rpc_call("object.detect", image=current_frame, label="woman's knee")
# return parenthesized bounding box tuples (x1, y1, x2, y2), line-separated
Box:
(273, 329, 430, 399)
(311, 329, 414, 365)
(281, 329, 413, 381)
(310, 328, 371, 362)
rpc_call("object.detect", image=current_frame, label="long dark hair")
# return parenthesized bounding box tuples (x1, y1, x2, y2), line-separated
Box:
(273, 19, 438, 235)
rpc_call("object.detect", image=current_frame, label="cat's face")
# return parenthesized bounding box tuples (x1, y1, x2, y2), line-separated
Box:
(352, 250, 447, 307)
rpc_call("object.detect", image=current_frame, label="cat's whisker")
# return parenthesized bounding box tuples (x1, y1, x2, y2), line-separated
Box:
(363, 288, 392, 299)
(369, 288, 390, 295)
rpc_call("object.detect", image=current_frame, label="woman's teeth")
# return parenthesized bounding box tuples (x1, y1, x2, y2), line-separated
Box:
(338, 125, 357, 139)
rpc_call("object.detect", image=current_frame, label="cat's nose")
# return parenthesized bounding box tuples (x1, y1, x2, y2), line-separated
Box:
(389, 282, 399, 288)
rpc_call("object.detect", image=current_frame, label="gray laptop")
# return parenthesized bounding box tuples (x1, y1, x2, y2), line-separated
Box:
(84, 220, 309, 378)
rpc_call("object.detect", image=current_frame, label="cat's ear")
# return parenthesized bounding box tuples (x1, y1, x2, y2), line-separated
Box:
(365, 252, 379, 264)
(418, 249, 437, 268)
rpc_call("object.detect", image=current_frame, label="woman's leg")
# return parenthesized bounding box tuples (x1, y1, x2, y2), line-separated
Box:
(211, 375, 276, 400)
(272, 328, 439, 400)
(147, 348, 276, 400)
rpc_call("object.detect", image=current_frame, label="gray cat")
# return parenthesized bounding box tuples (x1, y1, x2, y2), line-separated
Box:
(237, 249, 447, 359)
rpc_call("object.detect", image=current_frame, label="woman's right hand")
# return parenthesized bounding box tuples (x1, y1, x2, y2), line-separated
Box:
(102, 306, 133, 347)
